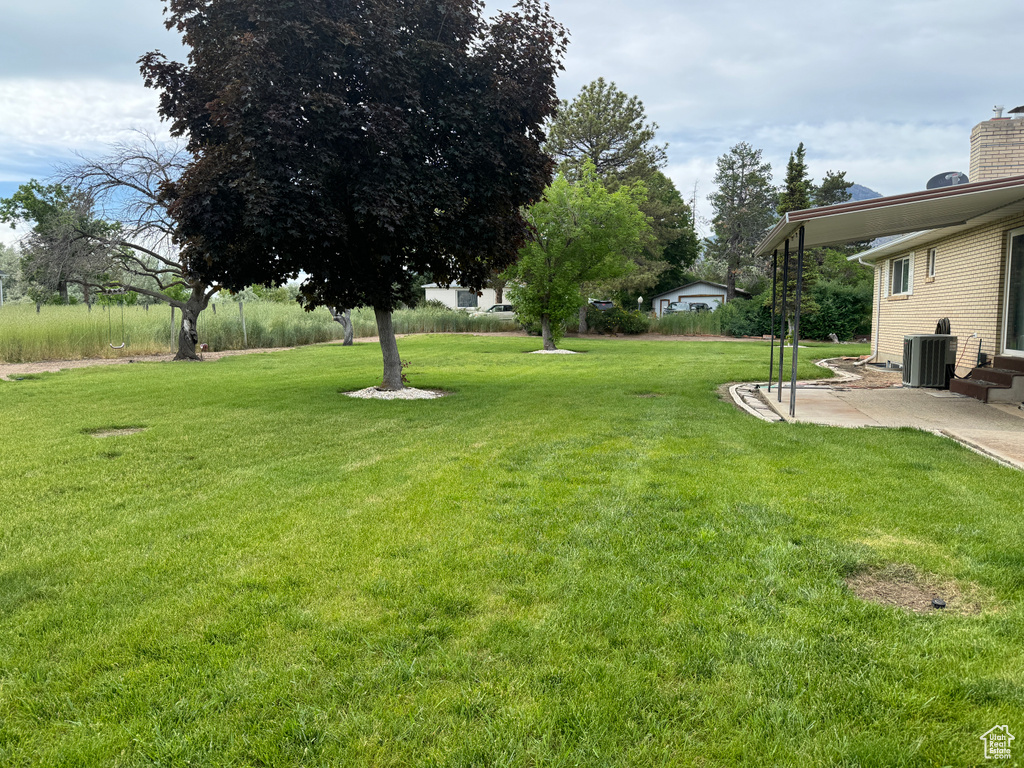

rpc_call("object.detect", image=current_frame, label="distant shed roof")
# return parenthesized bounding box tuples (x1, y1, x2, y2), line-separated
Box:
(653, 281, 751, 299)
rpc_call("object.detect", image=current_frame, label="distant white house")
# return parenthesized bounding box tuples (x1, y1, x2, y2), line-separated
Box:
(650, 281, 751, 317)
(423, 283, 503, 310)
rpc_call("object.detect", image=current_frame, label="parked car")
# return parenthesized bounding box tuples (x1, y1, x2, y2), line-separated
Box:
(663, 301, 687, 315)
(469, 304, 516, 320)
(688, 302, 711, 312)
(589, 299, 615, 312)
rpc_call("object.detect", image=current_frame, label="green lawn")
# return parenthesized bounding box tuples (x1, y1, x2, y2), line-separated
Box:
(0, 336, 1021, 766)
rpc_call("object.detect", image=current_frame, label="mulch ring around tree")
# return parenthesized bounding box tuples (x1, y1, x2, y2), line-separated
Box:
(344, 387, 448, 400)
(845, 563, 991, 615)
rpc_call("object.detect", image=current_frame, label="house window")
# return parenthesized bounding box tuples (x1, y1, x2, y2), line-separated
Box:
(927, 248, 936, 278)
(457, 290, 478, 308)
(890, 254, 912, 295)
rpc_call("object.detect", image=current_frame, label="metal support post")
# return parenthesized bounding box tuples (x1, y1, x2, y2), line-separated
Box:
(789, 226, 806, 418)
(768, 249, 778, 391)
(777, 239, 789, 401)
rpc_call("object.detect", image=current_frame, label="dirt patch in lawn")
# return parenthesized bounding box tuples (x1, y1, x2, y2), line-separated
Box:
(846, 564, 988, 615)
(88, 427, 148, 438)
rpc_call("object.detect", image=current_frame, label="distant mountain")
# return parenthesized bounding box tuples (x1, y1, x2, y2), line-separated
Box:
(848, 183, 882, 202)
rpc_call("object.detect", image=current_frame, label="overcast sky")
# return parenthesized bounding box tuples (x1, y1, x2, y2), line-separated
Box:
(2, 0, 1021, 244)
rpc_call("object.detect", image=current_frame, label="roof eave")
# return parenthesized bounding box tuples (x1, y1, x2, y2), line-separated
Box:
(755, 173, 1024, 257)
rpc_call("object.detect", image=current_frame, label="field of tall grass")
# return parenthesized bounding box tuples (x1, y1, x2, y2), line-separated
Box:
(0, 302, 517, 363)
(647, 309, 722, 335)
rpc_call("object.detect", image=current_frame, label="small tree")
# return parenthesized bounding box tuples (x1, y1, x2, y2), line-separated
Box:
(505, 166, 650, 350)
(545, 80, 692, 325)
(60, 135, 218, 359)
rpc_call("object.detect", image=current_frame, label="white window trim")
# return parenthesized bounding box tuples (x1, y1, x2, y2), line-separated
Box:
(927, 248, 936, 278)
(1003, 227, 1024, 357)
(890, 252, 914, 296)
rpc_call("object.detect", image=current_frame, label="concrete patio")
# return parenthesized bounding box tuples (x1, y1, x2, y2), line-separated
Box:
(731, 365, 1024, 471)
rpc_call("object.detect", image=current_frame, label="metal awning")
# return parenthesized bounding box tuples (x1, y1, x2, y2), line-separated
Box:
(754, 173, 1024, 258)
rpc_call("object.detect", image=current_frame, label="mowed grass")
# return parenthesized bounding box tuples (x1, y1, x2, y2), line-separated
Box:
(0, 336, 1021, 766)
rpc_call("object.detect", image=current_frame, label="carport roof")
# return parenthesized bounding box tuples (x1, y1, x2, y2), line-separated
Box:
(753, 174, 1024, 260)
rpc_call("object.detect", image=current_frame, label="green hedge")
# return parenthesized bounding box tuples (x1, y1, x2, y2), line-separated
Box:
(798, 281, 873, 340)
(585, 305, 650, 335)
(715, 281, 872, 341)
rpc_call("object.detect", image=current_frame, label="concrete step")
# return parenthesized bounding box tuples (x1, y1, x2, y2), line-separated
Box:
(950, 377, 994, 402)
(993, 355, 1024, 374)
(968, 367, 1019, 387)
(951, 367, 1024, 403)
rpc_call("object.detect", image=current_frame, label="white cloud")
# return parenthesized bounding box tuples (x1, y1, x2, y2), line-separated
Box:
(0, 79, 169, 180)
(2, 0, 1021, 236)
(0, 222, 29, 248)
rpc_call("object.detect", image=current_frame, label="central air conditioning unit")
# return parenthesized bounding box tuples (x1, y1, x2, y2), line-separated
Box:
(903, 334, 957, 388)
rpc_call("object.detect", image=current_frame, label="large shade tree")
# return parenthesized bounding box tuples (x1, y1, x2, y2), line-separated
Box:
(142, 0, 567, 389)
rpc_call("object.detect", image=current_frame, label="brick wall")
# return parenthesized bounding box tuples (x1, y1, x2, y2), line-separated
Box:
(873, 212, 1024, 370)
(969, 119, 1024, 182)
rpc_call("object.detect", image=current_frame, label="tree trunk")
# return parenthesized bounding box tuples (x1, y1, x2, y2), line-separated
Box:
(374, 306, 404, 389)
(174, 293, 206, 361)
(578, 304, 588, 334)
(726, 263, 737, 301)
(541, 313, 556, 350)
(329, 306, 354, 346)
(495, 285, 504, 303)
(59, 280, 69, 305)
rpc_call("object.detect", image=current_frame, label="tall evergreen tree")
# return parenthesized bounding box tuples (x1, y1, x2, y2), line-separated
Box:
(813, 169, 854, 208)
(545, 78, 667, 186)
(777, 142, 812, 215)
(707, 143, 776, 300)
(774, 143, 819, 324)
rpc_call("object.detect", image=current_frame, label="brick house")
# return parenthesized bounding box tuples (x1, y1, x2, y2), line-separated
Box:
(755, 109, 1024, 402)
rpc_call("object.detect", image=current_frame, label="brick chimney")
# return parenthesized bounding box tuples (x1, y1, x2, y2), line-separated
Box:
(970, 105, 1024, 182)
